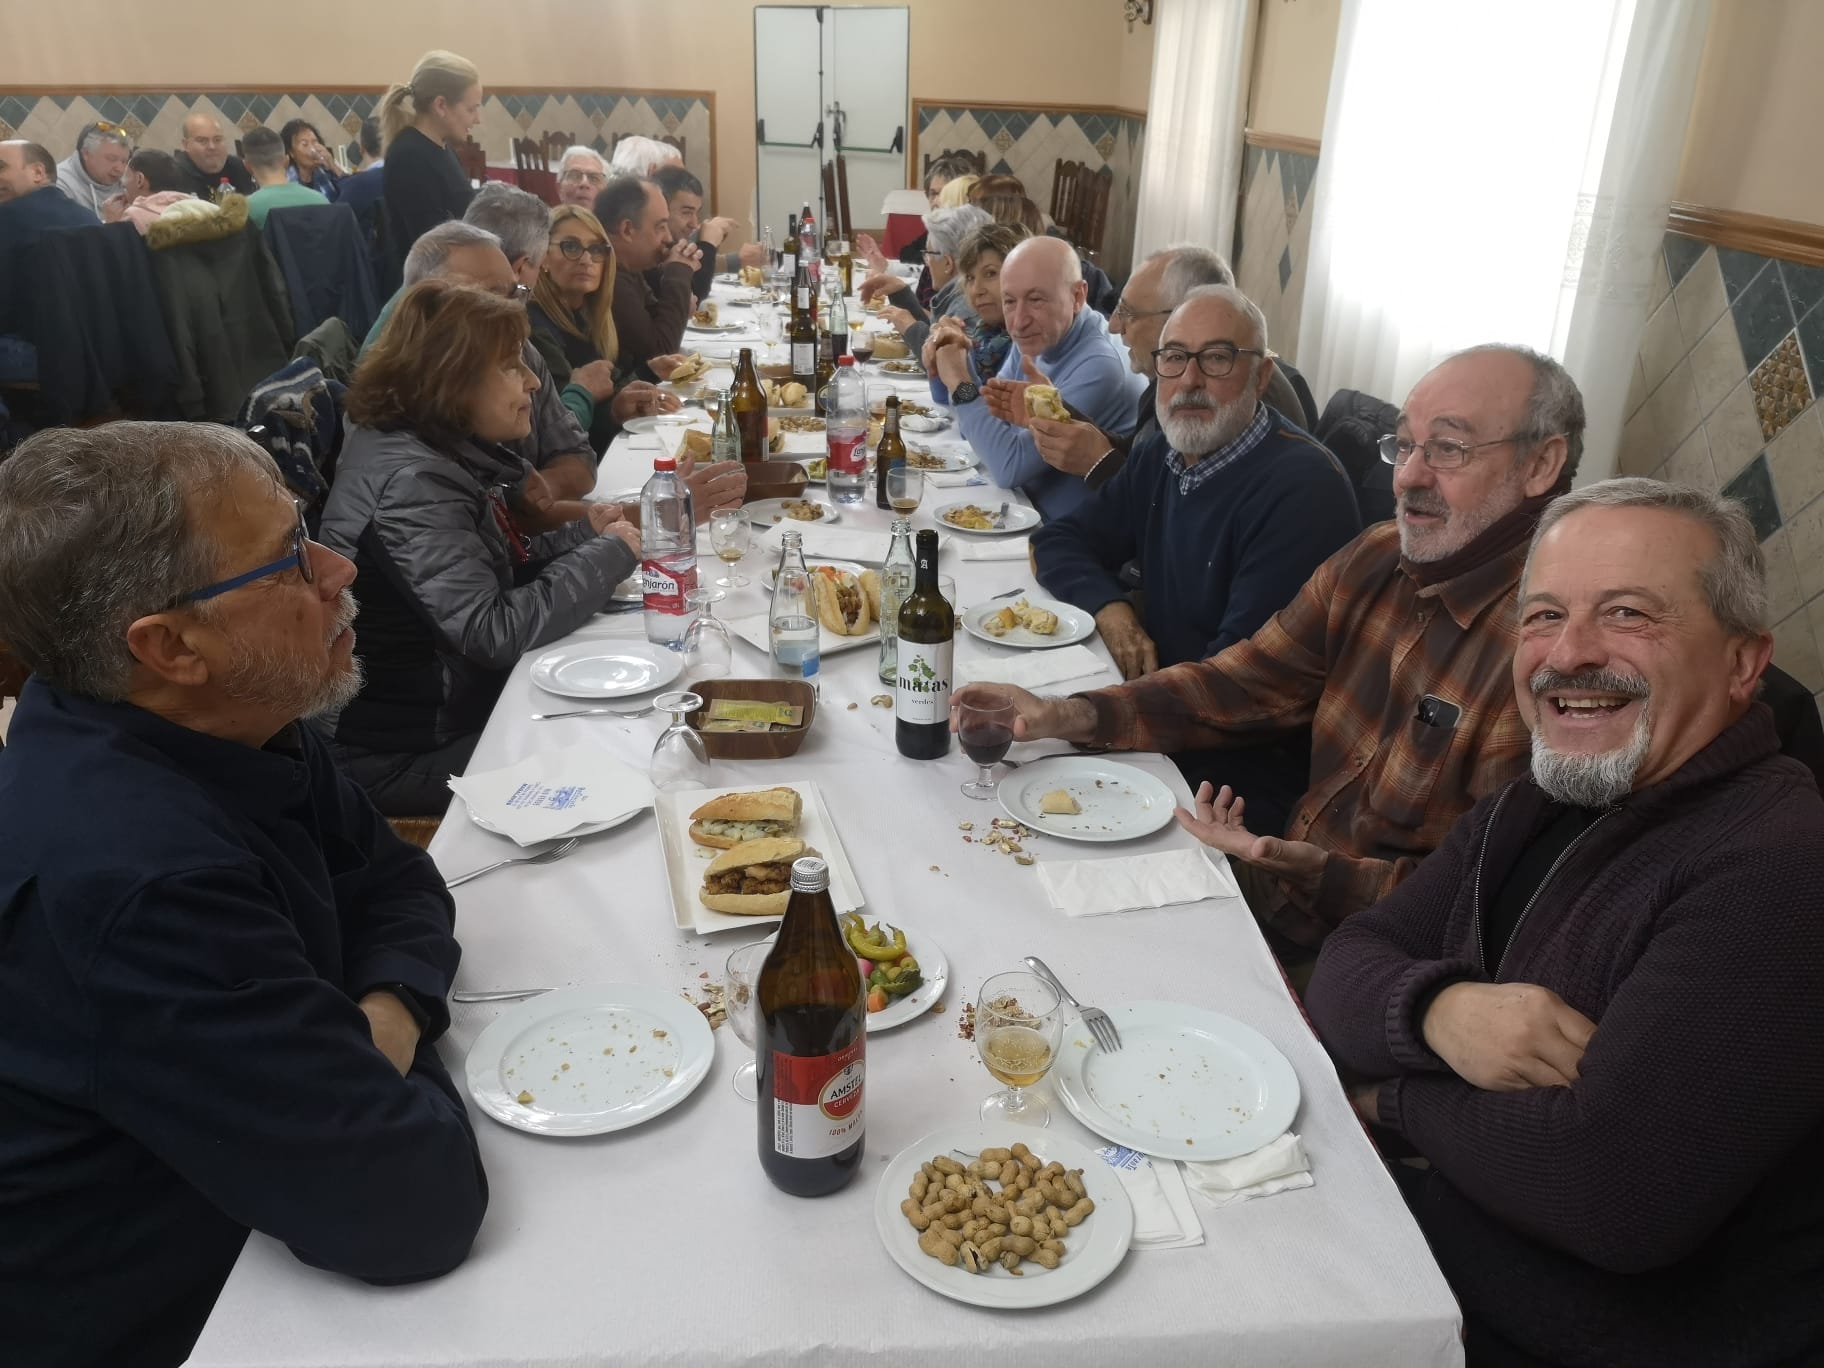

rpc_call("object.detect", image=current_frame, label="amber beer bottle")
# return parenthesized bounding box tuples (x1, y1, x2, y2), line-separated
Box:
(729, 347, 769, 464)
(874, 395, 906, 509)
(895, 529, 954, 760)
(789, 261, 819, 391)
(756, 856, 866, 1196)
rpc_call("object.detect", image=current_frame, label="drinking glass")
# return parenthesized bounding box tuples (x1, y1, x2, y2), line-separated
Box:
(724, 939, 771, 1101)
(885, 464, 924, 515)
(957, 689, 1016, 799)
(975, 971, 1063, 1126)
(757, 303, 783, 351)
(681, 588, 733, 681)
(709, 505, 750, 589)
(649, 690, 710, 792)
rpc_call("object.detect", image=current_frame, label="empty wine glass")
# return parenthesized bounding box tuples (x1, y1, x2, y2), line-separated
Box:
(957, 689, 1016, 799)
(724, 939, 771, 1101)
(681, 587, 733, 681)
(649, 690, 710, 792)
(885, 464, 924, 515)
(709, 505, 750, 589)
(975, 971, 1063, 1127)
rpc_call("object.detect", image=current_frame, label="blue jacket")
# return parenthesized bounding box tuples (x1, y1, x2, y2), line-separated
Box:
(932, 304, 1143, 521)
(0, 683, 488, 1367)
(262, 201, 380, 340)
(1032, 409, 1362, 668)
(0, 184, 98, 333)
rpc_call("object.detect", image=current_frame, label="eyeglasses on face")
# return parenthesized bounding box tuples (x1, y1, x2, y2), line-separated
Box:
(555, 239, 612, 262)
(175, 500, 314, 605)
(561, 169, 608, 187)
(1113, 298, 1173, 324)
(1152, 344, 1263, 380)
(1378, 433, 1543, 471)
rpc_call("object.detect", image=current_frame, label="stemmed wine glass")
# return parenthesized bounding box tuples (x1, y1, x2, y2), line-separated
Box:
(649, 690, 710, 792)
(709, 505, 750, 589)
(724, 939, 771, 1101)
(957, 689, 1016, 799)
(681, 587, 733, 681)
(975, 971, 1064, 1126)
(885, 464, 924, 516)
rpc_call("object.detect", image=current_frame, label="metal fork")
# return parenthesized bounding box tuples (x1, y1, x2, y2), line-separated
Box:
(452, 987, 554, 1003)
(1024, 955, 1122, 1053)
(532, 705, 656, 721)
(445, 836, 582, 889)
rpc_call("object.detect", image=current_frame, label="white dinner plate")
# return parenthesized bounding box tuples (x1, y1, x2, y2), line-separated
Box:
(874, 1125, 1134, 1308)
(463, 802, 643, 843)
(903, 444, 978, 474)
(746, 497, 842, 529)
(961, 597, 1096, 650)
(686, 321, 747, 335)
(1053, 1001, 1301, 1161)
(464, 983, 714, 1137)
(937, 502, 1043, 536)
(876, 360, 928, 378)
(530, 641, 684, 700)
(764, 558, 865, 588)
(752, 923, 948, 1032)
(623, 413, 713, 436)
(997, 758, 1178, 842)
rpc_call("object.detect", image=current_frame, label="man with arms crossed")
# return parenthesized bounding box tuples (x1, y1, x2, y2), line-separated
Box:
(0, 424, 488, 1368)
(1308, 480, 1824, 1368)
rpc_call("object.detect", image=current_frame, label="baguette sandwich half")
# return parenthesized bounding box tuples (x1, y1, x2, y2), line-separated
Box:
(698, 836, 816, 915)
(688, 786, 803, 849)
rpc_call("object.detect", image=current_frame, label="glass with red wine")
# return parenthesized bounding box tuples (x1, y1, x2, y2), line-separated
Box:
(957, 689, 1016, 799)
(850, 334, 875, 366)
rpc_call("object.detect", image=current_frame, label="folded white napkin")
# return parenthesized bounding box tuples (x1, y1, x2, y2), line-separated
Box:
(1038, 848, 1242, 918)
(957, 535, 1031, 562)
(447, 749, 654, 848)
(1182, 1133, 1313, 1207)
(1096, 1145, 1204, 1248)
(927, 470, 989, 489)
(955, 643, 1106, 691)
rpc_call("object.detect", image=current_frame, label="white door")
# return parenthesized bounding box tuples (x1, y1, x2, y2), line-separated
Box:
(753, 5, 910, 245)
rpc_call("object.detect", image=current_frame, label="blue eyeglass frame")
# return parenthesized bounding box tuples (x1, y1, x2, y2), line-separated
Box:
(176, 500, 314, 604)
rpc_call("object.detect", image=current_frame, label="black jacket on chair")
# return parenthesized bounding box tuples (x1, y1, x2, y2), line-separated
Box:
(262, 204, 379, 341)
(1315, 388, 1400, 526)
(148, 227, 294, 422)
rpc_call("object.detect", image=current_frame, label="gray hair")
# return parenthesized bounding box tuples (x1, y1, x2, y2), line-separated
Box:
(1449, 342, 1587, 482)
(1147, 244, 1234, 305)
(0, 423, 279, 700)
(403, 220, 502, 286)
(1527, 477, 1768, 637)
(77, 122, 131, 157)
(610, 135, 679, 177)
(464, 182, 551, 265)
(924, 204, 993, 261)
(1174, 283, 1267, 352)
(557, 144, 607, 178)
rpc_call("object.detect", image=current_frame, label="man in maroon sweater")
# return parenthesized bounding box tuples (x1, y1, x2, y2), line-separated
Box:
(1307, 478, 1824, 1367)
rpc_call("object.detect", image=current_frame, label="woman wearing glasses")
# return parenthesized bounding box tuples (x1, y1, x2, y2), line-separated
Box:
(321, 279, 641, 816)
(528, 205, 624, 451)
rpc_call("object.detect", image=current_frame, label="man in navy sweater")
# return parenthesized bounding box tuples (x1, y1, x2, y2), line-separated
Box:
(1032, 286, 1359, 836)
(0, 423, 489, 1368)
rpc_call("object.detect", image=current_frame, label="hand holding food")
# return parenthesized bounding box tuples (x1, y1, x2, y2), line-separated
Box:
(666, 353, 712, 383)
(982, 378, 1031, 428)
(1024, 385, 1071, 423)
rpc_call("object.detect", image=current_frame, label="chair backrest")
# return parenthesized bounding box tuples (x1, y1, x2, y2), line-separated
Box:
(453, 138, 487, 182)
(511, 137, 548, 173)
(923, 148, 988, 176)
(541, 130, 576, 164)
(1075, 166, 1113, 259)
(1050, 159, 1082, 241)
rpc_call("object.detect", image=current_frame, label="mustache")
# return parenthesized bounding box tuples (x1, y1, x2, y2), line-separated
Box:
(1168, 393, 1216, 415)
(326, 590, 359, 648)
(1528, 667, 1650, 700)
(1398, 489, 1449, 518)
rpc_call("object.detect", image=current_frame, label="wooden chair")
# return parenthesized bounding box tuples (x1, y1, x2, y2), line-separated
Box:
(1075, 166, 1114, 260)
(542, 130, 577, 163)
(923, 148, 988, 177)
(819, 155, 854, 243)
(1050, 159, 1083, 243)
(511, 137, 549, 173)
(453, 138, 488, 183)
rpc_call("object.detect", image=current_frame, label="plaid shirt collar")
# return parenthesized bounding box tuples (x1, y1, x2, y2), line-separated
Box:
(1162, 402, 1272, 496)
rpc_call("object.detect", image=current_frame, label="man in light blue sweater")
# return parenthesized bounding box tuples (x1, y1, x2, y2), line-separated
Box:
(928, 236, 1143, 520)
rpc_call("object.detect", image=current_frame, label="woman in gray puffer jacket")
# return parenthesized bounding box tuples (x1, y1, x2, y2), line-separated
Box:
(320, 279, 641, 815)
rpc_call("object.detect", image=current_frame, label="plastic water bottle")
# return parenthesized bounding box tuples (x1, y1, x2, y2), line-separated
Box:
(825, 357, 867, 505)
(768, 531, 821, 690)
(640, 454, 697, 647)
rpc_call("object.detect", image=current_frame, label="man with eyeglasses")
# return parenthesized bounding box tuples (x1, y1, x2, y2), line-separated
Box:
(957, 344, 1584, 959)
(1027, 285, 1359, 840)
(555, 144, 609, 209)
(0, 423, 489, 1367)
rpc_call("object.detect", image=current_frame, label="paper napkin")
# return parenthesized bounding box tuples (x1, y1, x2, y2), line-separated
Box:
(446, 750, 654, 848)
(955, 643, 1107, 691)
(956, 535, 1031, 562)
(927, 470, 989, 489)
(1096, 1145, 1204, 1248)
(1037, 849, 1242, 918)
(1182, 1133, 1313, 1207)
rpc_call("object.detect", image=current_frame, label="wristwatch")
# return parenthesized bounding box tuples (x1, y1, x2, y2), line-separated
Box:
(950, 381, 981, 405)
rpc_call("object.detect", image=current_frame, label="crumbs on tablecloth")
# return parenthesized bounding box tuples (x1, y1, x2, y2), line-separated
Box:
(684, 982, 728, 1030)
(957, 1002, 976, 1041)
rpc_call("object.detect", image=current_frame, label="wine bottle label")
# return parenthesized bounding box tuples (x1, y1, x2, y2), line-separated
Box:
(792, 343, 816, 374)
(642, 557, 697, 615)
(895, 638, 953, 725)
(770, 1036, 864, 1159)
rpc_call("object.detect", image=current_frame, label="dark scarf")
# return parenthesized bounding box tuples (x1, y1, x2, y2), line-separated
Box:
(1401, 490, 1556, 589)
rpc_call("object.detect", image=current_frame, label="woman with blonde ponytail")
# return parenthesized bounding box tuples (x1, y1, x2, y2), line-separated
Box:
(380, 49, 483, 271)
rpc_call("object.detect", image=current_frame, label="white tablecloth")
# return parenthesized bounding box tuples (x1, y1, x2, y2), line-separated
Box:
(188, 290, 1462, 1368)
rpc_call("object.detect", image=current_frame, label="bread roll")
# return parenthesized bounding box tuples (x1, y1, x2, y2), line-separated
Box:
(698, 836, 814, 915)
(1025, 385, 1071, 422)
(813, 568, 872, 636)
(688, 787, 802, 848)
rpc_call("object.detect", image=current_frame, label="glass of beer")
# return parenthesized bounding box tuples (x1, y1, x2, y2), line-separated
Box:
(884, 463, 924, 515)
(975, 971, 1063, 1126)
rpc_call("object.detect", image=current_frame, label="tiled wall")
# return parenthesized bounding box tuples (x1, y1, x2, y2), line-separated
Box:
(1232, 142, 1318, 365)
(0, 89, 713, 189)
(913, 105, 1145, 278)
(1617, 235, 1824, 709)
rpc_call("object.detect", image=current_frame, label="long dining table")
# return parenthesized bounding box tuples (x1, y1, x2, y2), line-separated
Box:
(187, 282, 1464, 1367)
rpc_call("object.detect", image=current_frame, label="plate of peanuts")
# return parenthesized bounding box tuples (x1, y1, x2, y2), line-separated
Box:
(873, 1126, 1134, 1308)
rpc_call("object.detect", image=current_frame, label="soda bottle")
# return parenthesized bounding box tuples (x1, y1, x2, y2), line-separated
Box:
(639, 454, 697, 647)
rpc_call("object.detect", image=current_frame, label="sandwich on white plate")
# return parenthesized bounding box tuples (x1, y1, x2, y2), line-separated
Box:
(687, 786, 802, 849)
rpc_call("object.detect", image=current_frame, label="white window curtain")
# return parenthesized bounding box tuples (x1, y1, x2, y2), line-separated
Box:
(1132, 0, 1256, 266)
(1295, 0, 1711, 481)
